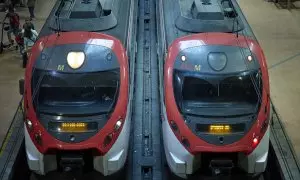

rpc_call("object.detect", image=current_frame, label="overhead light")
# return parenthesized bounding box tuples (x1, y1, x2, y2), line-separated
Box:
(67, 52, 85, 69)
(181, 55, 186, 62)
(247, 55, 253, 61)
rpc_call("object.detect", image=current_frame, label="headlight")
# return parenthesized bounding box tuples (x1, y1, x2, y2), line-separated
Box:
(26, 119, 33, 130)
(114, 119, 122, 131)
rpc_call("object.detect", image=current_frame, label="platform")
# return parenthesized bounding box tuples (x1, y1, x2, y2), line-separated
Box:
(0, 0, 56, 145)
(238, 0, 300, 163)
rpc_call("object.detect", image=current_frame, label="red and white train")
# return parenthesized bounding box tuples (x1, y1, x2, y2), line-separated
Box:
(158, 0, 271, 178)
(19, 0, 135, 176)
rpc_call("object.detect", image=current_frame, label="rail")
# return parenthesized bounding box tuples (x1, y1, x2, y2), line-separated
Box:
(0, 98, 24, 180)
(128, 0, 163, 179)
(269, 100, 300, 180)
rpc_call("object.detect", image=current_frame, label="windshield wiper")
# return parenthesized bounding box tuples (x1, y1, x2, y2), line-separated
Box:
(31, 1, 67, 113)
(106, 81, 119, 117)
(181, 111, 254, 118)
(39, 110, 111, 117)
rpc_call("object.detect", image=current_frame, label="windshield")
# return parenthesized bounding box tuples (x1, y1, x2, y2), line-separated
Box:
(173, 70, 262, 117)
(31, 69, 120, 116)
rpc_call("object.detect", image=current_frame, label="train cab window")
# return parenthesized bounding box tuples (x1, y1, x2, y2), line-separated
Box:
(31, 69, 120, 116)
(174, 70, 262, 116)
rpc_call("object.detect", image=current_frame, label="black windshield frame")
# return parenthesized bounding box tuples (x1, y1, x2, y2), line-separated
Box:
(31, 69, 120, 116)
(173, 69, 262, 117)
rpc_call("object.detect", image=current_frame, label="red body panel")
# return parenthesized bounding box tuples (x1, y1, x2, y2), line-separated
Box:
(24, 32, 129, 155)
(164, 33, 270, 154)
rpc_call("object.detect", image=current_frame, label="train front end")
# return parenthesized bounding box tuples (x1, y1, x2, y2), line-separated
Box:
(163, 33, 271, 178)
(19, 31, 130, 176)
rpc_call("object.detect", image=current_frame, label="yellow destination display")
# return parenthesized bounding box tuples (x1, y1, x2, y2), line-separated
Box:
(209, 125, 231, 134)
(60, 122, 88, 133)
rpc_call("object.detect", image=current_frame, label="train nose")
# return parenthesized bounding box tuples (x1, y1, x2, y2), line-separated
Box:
(209, 159, 234, 176)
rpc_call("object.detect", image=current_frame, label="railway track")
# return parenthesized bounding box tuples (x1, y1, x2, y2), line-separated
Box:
(128, 0, 162, 179)
(0, 0, 300, 180)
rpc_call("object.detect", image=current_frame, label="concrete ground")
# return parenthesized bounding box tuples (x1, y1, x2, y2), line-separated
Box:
(0, 0, 56, 144)
(238, 0, 300, 162)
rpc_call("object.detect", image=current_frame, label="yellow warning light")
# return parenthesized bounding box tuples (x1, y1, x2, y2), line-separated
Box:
(67, 52, 85, 69)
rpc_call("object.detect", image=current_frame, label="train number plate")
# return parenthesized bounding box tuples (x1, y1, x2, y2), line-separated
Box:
(59, 122, 88, 133)
(209, 125, 231, 134)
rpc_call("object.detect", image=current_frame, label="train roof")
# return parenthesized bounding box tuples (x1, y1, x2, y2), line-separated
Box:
(38, 0, 131, 45)
(162, 0, 258, 46)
